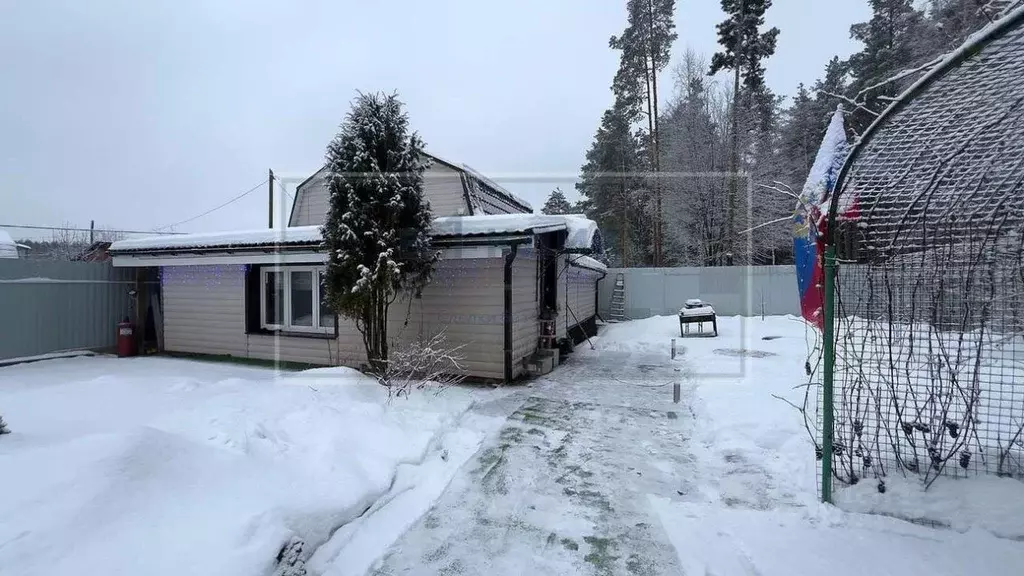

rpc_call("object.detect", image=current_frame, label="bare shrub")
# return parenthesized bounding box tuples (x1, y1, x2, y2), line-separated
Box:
(378, 331, 468, 399)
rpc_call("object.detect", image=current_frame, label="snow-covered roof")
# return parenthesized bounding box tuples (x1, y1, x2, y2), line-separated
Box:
(431, 214, 564, 238)
(0, 229, 19, 259)
(833, 6, 1024, 261)
(110, 214, 603, 255)
(431, 214, 599, 249)
(109, 227, 322, 253)
(561, 215, 600, 250)
(458, 164, 533, 214)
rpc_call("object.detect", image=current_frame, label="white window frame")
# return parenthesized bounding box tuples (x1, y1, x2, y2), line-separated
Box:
(260, 265, 336, 335)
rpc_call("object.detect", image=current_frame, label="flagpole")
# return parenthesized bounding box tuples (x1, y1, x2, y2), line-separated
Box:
(821, 245, 837, 503)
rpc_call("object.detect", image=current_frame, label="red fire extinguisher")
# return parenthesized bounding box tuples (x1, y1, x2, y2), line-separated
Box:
(117, 317, 137, 358)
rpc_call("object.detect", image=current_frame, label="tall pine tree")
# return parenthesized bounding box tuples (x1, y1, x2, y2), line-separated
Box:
(780, 57, 849, 195)
(659, 50, 732, 265)
(322, 92, 438, 378)
(811, 57, 849, 123)
(710, 0, 781, 263)
(541, 187, 574, 215)
(610, 0, 677, 266)
(576, 100, 649, 267)
(846, 0, 928, 133)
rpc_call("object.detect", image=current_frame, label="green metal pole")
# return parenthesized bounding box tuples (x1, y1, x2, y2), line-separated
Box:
(821, 245, 837, 504)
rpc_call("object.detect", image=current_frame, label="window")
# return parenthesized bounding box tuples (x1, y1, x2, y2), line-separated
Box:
(290, 270, 314, 327)
(264, 271, 284, 327)
(318, 271, 335, 330)
(259, 266, 335, 334)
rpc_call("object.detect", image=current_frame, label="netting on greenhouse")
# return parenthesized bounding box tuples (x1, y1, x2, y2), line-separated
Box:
(825, 9, 1024, 492)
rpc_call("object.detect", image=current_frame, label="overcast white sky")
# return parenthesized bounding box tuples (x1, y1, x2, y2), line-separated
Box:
(0, 0, 871, 238)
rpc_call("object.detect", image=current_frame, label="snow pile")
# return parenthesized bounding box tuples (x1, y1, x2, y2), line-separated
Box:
(0, 357, 497, 576)
(109, 226, 323, 253)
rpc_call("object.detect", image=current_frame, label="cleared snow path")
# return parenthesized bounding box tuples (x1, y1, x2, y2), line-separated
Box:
(372, 335, 697, 575)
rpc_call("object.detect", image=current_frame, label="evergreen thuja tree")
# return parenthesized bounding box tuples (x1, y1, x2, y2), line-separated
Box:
(541, 187, 574, 215)
(322, 92, 437, 379)
(0, 413, 10, 435)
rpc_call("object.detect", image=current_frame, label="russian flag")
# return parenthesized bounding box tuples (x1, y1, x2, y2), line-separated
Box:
(794, 108, 849, 330)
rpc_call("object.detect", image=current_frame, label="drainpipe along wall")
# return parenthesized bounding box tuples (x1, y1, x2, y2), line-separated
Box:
(503, 243, 519, 385)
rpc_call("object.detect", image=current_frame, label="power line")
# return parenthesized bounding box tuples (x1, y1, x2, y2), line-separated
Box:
(0, 223, 184, 235)
(154, 179, 268, 232)
(274, 175, 295, 202)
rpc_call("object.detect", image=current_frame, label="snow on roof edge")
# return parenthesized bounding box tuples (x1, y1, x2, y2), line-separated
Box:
(109, 226, 323, 253)
(568, 255, 608, 273)
(432, 214, 598, 249)
(113, 214, 602, 254)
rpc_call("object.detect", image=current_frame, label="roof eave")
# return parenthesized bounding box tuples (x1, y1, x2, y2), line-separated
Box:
(109, 242, 322, 257)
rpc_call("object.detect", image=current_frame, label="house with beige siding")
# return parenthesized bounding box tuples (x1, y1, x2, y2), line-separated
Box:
(109, 153, 606, 382)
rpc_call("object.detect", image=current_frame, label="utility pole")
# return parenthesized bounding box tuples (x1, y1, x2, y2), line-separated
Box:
(268, 169, 274, 229)
(89, 220, 95, 244)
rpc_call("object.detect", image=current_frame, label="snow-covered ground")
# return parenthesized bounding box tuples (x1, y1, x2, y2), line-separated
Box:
(372, 315, 1024, 575)
(3, 316, 1023, 575)
(636, 315, 1024, 574)
(0, 357, 509, 576)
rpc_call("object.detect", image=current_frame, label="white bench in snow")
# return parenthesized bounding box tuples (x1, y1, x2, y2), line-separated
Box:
(679, 301, 717, 337)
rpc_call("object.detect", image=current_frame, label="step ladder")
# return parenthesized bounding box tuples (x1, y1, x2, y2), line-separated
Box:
(609, 273, 626, 322)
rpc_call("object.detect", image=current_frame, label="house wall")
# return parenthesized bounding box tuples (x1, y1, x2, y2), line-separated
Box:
(288, 163, 469, 227)
(424, 163, 469, 218)
(289, 167, 329, 228)
(558, 257, 603, 339)
(511, 247, 540, 378)
(160, 265, 365, 366)
(399, 256, 506, 380)
(159, 255, 513, 380)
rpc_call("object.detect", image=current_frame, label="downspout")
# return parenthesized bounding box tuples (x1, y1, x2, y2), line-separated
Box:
(503, 243, 520, 385)
(595, 267, 608, 323)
